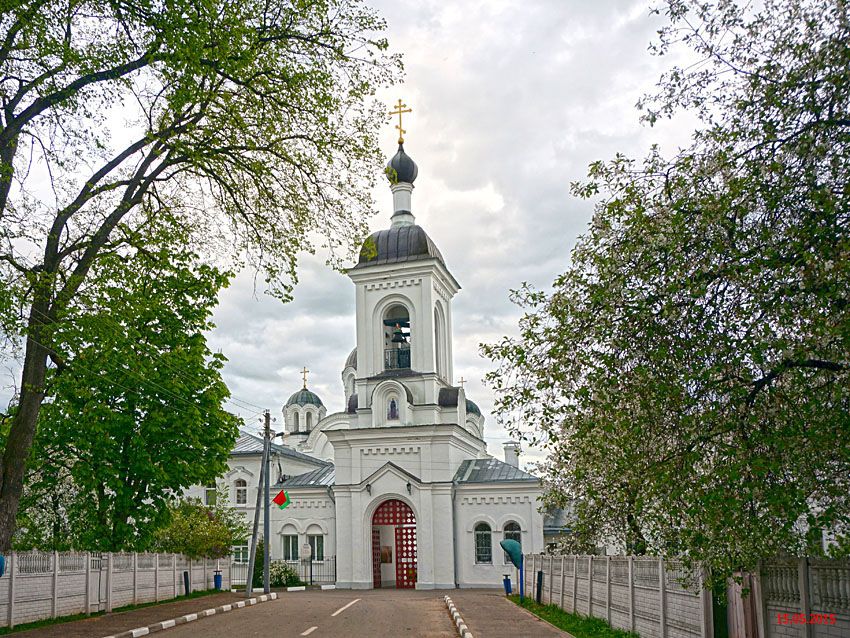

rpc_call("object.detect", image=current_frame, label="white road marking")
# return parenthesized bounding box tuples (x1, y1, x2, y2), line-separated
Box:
(301, 627, 318, 636)
(331, 598, 361, 617)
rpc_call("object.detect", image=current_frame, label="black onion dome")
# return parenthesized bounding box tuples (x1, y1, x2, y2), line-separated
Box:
(386, 143, 418, 184)
(356, 224, 445, 268)
(286, 388, 324, 408)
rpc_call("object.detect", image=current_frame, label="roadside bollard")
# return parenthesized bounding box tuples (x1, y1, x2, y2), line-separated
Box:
(503, 574, 512, 595)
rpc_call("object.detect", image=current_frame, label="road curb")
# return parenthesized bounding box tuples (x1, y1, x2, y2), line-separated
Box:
(443, 595, 474, 638)
(101, 593, 278, 638)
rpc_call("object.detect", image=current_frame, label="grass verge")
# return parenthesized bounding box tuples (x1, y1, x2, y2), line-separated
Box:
(507, 595, 639, 638)
(0, 588, 222, 635)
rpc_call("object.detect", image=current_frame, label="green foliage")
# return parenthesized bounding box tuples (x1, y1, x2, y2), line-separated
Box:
(252, 539, 265, 589)
(484, 0, 850, 584)
(0, 0, 400, 548)
(507, 596, 638, 638)
(270, 561, 301, 588)
(153, 490, 247, 559)
(14, 220, 240, 551)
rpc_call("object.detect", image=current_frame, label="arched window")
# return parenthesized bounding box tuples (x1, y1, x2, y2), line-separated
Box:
(474, 522, 492, 564)
(234, 479, 247, 505)
(434, 306, 443, 379)
(503, 521, 521, 563)
(306, 412, 313, 431)
(293, 412, 300, 432)
(388, 398, 399, 420)
(383, 304, 411, 370)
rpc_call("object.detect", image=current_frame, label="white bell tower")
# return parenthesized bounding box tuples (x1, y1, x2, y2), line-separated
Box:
(347, 139, 461, 429)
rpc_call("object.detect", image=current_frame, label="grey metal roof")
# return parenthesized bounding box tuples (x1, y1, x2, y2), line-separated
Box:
(355, 225, 445, 269)
(279, 464, 335, 487)
(438, 387, 460, 407)
(286, 387, 324, 407)
(231, 431, 329, 466)
(454, 458, 538, 483)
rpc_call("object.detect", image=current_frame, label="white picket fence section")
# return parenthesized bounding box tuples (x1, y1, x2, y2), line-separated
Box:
(0, 551, 230, 629)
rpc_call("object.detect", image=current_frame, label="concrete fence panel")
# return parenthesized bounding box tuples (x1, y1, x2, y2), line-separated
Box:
(0, 551, 229, 629)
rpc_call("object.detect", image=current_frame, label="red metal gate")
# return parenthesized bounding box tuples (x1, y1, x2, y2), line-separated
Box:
(372, 499, 417, 589)
(371, 528, 381, 588)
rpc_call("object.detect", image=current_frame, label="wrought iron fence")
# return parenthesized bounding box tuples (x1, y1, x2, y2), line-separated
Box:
(384, 347, 410, 370)
(230, 556, 337, 586)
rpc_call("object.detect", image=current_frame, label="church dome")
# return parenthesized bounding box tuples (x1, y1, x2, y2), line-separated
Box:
(344, 348, 357, 370)
(466, 398, 481, 417)
(286, 388, 324, 408)
(356, 225, 445, 268)
(386, 143, 418, 184)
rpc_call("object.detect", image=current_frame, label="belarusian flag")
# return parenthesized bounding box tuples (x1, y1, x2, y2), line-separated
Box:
(273, 490, 290, 509)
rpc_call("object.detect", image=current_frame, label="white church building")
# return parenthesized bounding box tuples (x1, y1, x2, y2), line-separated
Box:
(193, 139, 545, 589)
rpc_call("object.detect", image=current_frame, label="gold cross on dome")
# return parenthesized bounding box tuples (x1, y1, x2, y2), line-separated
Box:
(458, 377, 466, 389)
(389, 99, 412, 144)
(301, 366, 309, 389)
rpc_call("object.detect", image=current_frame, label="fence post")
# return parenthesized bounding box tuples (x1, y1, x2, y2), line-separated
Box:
(572, 555, 577, 614)
(52, 550, 59, 618)
(106, 552, 113, 613)
(560, 555, 566, 609)
(700, 565, 713, 638)
(659, 557, 667, 638)
(606, 556, 611, 625)
(155, 554, 160, 602)
(798, 557, 813, 638)
(8, 551, 15, 628)
(589, 555, 594, 617)
(628, 556, 635, 632)
(85, 552, 91, 616)
(548, 555, 553, 604)
(173, 554, 177, 598)
(188, 558, 192, 593)
(132, 552, 138, 605)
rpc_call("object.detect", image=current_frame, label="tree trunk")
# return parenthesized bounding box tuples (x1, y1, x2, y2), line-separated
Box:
(0, 295, 52, 550)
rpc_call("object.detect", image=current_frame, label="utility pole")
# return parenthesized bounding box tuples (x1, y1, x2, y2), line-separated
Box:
(245, 411, 269, 598)
(263, 410, 271, 594)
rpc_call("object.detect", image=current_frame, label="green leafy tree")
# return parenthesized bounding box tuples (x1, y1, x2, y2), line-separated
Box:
(18, 219, 240, 550)
(154, 490, 248, 559)
(0, 0, 399, 549)
(484, 0, 849, 584)
(252, 538, 266, 589)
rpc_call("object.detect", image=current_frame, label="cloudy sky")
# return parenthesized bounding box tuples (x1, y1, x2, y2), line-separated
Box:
(211, 0, 695, 467)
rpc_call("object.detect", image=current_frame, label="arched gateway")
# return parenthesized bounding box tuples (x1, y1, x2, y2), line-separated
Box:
(371, 499, 417, 589)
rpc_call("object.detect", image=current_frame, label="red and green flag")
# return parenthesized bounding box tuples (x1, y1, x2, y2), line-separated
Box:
(273, 490, 291, 510)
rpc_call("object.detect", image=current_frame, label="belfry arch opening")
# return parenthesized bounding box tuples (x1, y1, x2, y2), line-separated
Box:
(383, 304, 411, 370)
(371, 499, 417, 589)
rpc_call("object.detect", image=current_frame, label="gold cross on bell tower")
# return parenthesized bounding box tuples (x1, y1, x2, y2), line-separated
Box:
(301, 366, 309, 389)
(458, 377, 466, 389)
(389, 99, 412, 144)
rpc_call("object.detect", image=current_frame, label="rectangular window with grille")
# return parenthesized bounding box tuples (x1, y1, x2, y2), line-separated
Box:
(308, 535, 324, 561)
(232, 543, 249, 563)
(283, 535, 299, 561)
(205, 484, 217, 506)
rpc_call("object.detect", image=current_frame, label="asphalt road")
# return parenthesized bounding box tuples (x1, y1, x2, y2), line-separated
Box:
(164, 589, 457, 638)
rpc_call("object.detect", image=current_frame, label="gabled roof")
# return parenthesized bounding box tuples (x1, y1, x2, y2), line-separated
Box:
(279, 464, 335, 488)
(454, 458, 538, 484)
(231, 430, 329, 466)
